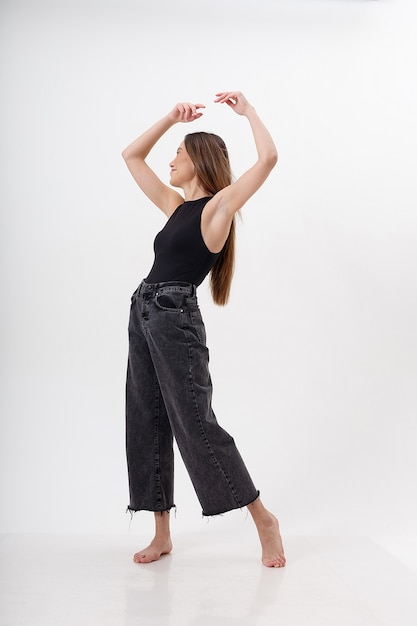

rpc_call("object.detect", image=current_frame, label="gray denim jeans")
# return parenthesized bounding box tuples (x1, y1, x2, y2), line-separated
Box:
(126, 280, 259, 516)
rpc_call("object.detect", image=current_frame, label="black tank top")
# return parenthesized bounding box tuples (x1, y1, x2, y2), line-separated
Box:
(145, 197, 220, 286)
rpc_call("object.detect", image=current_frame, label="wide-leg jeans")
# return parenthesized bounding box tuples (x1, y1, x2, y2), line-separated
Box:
(126, 280, 259, 516)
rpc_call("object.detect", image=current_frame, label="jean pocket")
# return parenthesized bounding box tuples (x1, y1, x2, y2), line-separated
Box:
(155, 292, 186, 312)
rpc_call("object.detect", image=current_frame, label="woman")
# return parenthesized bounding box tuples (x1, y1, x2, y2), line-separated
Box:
(122, 91, 285, 568)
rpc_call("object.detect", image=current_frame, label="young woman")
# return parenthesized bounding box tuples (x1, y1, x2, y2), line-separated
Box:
(122, 91, 286, 568)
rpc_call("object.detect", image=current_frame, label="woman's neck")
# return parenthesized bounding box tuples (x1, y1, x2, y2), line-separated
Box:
(182, 180, 210, 202)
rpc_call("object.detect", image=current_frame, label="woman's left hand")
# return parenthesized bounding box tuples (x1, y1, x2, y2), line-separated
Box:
(214, 91, 253, 115)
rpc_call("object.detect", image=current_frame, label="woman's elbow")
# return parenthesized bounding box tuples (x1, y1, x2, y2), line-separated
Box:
(262, 150, 278, 170)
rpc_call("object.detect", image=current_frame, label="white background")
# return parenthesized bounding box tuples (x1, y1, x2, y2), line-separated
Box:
(1, 0, 416, 560)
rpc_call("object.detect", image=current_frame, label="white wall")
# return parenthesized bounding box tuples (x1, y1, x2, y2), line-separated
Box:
(1, 0, 416, 542)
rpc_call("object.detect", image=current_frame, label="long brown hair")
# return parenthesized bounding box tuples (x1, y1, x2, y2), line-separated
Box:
(184, 132, 236, 306)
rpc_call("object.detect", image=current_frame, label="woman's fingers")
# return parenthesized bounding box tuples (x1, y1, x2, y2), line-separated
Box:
(174, 102, 206, 121)
(214, 91, 241, 104)
(214, 92, 250, 114)
(171, 94, 250, 121)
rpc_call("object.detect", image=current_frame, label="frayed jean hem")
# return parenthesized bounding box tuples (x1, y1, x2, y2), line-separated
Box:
(201, 490, 260, 517)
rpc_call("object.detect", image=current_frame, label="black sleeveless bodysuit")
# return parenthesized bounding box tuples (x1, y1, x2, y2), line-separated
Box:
(145, 197, 220, 286)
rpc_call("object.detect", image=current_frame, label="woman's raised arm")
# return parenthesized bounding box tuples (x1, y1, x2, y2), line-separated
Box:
(212, 92, 278, 215)
(122, 103, 205, 216)
(200, 92, 278, 254)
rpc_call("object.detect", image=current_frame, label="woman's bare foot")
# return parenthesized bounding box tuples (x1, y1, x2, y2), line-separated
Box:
(258, 513, 286, 568)
(133, 510, 172, 564)
(133, 537, 172, 563)
(248, 498, 286, 568)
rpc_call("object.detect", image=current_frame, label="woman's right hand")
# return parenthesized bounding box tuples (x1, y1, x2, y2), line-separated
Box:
(169, 102, 206, 123)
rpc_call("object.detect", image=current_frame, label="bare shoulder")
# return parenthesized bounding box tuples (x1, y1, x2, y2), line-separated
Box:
(201, 193, 234, 254)
(201, 190, 229, 218)
(164, 190, 185, 217)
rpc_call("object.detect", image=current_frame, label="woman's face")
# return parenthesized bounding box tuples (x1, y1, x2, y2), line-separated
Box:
(169, 141, 195, 188)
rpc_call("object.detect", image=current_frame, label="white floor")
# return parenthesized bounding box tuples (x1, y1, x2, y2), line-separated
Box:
(1, 529, 417, 626)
